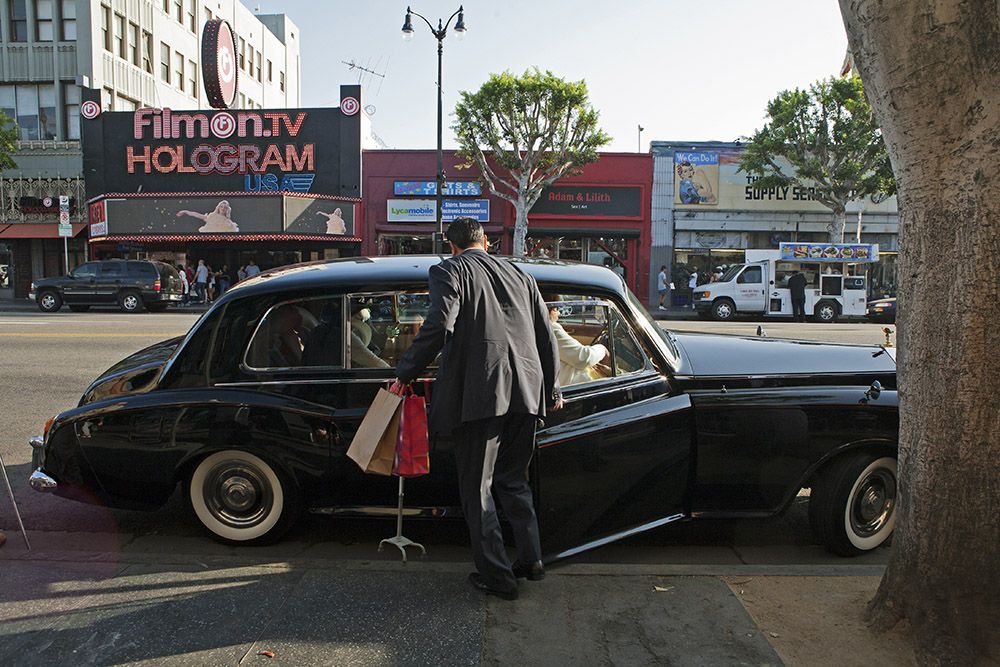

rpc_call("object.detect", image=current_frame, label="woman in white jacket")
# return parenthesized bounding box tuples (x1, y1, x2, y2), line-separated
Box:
(545, 298, 608, 387)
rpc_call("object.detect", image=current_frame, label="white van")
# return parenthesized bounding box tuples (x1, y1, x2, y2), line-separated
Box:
(692, 243, 878, 322)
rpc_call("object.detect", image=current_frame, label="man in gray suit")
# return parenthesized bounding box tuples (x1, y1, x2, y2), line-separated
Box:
(393, 218, 562, 600)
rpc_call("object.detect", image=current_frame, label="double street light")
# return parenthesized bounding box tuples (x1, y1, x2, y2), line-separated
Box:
(402, 5, 466, 254)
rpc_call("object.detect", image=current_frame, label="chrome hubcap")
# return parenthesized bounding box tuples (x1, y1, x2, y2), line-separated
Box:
(203, 462, 273, 528)
(851, 468, 896, 537)
(124, 296, 138, 309)
(717, 304, 732, 318)
(41, 295, 55, 308)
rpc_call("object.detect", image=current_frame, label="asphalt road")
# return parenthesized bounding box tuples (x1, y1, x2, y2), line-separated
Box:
(0, 309, 893, 566)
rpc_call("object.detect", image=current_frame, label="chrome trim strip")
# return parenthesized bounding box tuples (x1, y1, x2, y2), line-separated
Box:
(29, 469, 58, 492)
(28, 436, 43, 449)
(561, 374, 665, 404)
(546, 513, 687, 562)
(215, 377, 404, 387)
(308, 505, 460, 518)
(673, 370, 895, 381)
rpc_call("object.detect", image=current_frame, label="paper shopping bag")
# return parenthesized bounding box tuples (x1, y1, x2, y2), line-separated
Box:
(347, 388, 403, 476)
(393, 387, 430, 477)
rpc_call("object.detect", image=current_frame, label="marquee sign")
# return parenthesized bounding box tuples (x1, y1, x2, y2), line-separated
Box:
(530, 186, 642, 217)
(202, 19, 238, 109)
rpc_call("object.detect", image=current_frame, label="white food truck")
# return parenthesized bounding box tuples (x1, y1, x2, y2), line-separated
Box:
(692, 242, 878, 322)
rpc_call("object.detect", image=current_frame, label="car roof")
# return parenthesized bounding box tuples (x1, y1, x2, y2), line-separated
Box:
(221, 255, 627, 300)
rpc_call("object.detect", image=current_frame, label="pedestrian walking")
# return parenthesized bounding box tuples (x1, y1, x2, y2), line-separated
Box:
(392, 218, 563, 601)
(194, 259, 209, 304)
(177, 264, 189, 305)
(657, 265, 669, 310)
(788, 270, 808, 322)
(237, 264, 248, 282)
(207, 266, 216, 303)
(688, 268, 699, 310)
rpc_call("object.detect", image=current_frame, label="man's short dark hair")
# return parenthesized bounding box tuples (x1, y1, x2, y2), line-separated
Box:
(445, 217, 485, 249)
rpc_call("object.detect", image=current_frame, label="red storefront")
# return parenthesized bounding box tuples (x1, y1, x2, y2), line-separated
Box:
(362, 150, 653, 300)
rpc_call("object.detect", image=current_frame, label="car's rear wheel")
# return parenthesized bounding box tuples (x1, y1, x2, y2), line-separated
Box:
(119, 290, 144, 313)
(809, 454, 897, 556)
(813, 300, 838, 323)
(37, 290, 62, 313)
(711, 298, 736, 321)
(187, 450, 300, 545)
(68, 304, 90, 312)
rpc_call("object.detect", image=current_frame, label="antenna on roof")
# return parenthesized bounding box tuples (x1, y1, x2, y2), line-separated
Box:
(342, 57, 389, 96)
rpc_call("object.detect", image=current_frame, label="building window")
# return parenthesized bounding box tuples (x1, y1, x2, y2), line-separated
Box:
(279, 71, 285, 92)
(160, 42, 170, 83)
(256, 50, 262, 81)
(187, 0, 196, 31)
(9, 0, 27, 42)
(0, 88, 16, 128)
(162, 0, 169, 13)
(239, 37, 246, 70)
(14, 84, 38, 139)
(38, 84, 55, 139)
(267, 60, 273, 82)
(142, 31, 153, 73)
(36, 0, 54, 41)
(114, 14, 125, 59)
(128, 22, 139, 65)
(188, 59, 197, 97)
(174, 0, 182, 22)
(60, 0, 76, 40)
(174, 52, 184, 89)
(63, 83, 80, 140)
(247, 46, 254, 79)
(203, 7, 212, 23)
(116, 96, 137, 112)
(101, 5, 112, 51)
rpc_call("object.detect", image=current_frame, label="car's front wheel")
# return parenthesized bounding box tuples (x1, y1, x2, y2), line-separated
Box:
(187, 450, 300, 545)
(809, 454, 898, 556)
(813, 300, 838, 323)
(711, 298, 736, 321)
(37, 290, 62, 312)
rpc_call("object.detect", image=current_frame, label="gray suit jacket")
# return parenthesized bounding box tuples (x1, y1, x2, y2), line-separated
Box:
(396, 249, 561, 435)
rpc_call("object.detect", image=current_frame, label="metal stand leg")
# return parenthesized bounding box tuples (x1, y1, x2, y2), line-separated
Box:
(378, 476, 425, 563)
(0, 453, 30, 550)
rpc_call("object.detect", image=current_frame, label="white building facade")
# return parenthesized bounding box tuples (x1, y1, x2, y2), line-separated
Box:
(0, 0, 300, 299)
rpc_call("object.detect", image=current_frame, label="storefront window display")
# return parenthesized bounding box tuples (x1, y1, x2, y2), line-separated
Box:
(378, 233, 501, 256)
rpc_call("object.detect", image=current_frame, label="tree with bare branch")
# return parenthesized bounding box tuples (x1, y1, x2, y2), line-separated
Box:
(453, 69, 610, 256)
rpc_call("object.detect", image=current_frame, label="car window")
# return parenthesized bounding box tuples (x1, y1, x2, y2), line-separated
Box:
(127, 261, 156, 277)
(244, 296, 344, 371)
(346, 292, 434, 369)
(541, 294, 649, 387)
(738, 266, 762, 284)
(99, 261, 125, 277)
(71, 262, 98, 278)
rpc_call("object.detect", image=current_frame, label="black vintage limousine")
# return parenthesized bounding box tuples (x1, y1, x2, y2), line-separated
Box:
(28, 256, 899, 559)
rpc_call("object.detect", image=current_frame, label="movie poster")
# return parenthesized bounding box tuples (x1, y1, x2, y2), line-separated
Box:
(674, 151, 719, 206)
(284, 197, 356, 236)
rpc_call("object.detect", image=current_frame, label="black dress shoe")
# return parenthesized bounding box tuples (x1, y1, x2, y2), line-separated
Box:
(512, 560, 545, 581)
(468, 573, 518, 600)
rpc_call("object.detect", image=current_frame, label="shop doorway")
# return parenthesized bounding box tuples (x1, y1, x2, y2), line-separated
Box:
(0, 243, 12, 299)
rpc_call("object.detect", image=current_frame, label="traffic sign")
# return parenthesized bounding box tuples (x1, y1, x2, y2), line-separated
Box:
(58, 222, 72, 237)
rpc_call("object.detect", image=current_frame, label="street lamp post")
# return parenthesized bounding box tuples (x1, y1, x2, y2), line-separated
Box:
(402, 5, 466, 255)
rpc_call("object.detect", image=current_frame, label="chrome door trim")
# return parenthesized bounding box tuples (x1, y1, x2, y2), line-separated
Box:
(545, 513, 687, 562)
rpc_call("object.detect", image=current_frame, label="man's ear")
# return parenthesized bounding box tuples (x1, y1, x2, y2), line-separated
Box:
(449, 241, 461, 256)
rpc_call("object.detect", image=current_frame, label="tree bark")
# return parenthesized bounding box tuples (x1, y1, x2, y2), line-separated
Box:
(840, 1, 1000, 663)
(828, 206, 847, 244)
(512, 196, 529, 257)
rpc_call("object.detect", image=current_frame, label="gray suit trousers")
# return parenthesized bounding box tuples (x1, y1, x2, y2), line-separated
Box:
(452, 412, 542, 590)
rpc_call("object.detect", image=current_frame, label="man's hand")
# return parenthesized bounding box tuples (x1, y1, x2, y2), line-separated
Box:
(389, 380, 407, 396)
(551, 398, 565, 412)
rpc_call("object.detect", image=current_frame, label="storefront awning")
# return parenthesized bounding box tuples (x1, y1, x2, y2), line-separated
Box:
(0, 223, 87, 239)
(91, 234, 362, 243)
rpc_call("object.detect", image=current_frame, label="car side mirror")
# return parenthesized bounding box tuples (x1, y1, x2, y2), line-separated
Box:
(860, 380, 882, 404)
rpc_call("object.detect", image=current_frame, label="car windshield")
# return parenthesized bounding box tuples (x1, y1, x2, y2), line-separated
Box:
(625, 287, 679, 367)
(720, 264, 744, 282)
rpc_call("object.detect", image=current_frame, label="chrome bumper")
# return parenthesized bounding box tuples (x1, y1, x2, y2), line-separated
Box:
(29, 469, 57, 492)
(28, 435, 57, 492)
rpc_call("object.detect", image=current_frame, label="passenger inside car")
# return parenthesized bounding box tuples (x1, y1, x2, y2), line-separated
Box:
(301, 300, 343, 367)
(266, 304, 306, 367)
(543, 295, 611, 386)
(349, 301, 390, 368)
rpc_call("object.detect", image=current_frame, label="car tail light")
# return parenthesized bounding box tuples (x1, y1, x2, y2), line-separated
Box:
(153, 279, 161, 292)
(44, 416, 55, 439)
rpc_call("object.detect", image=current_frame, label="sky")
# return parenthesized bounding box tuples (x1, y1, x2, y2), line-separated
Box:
(251, 0, 850, 152)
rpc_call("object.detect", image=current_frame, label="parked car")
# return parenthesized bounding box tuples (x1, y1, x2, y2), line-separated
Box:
(29, 259, 184, 313)
(27, 257, 899, 559)
(866, 296, 897, 323)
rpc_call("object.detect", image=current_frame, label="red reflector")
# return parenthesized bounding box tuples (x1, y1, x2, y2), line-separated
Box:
(154, 279, 161, 292)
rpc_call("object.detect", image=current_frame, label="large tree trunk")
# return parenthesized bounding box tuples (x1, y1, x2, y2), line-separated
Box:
(512, 197, 529, 257)
(840, 1, 1000, 663)
(828, 206, 847, 243)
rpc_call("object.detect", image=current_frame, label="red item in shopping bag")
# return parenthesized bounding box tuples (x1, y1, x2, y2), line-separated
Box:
(393, 385, 430, 477)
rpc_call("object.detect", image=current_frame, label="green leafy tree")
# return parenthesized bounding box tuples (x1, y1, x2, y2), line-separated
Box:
(454, 69, 610, 256)
(739, 76, 894, 243)
(0, 110, 19, 170)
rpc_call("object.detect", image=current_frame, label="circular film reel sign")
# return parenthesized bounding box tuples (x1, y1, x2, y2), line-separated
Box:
(80, 100, 101, 119)
(341, 97, 360, 116)
(202, 19, 239, 109)
(210, 112, 236, 138)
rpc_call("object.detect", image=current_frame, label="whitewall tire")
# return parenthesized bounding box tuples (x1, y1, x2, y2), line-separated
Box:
(810, 453, 898, 556)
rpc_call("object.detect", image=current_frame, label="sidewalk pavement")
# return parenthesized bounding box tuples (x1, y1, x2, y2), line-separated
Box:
(0, 298, 210, 314)
(0, 537, 910, 666)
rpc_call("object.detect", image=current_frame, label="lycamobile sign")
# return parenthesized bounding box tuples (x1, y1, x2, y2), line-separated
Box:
(386, 199, 489, 222)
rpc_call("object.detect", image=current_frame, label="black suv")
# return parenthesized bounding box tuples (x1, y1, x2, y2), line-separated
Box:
(30, 260, 184, 313)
